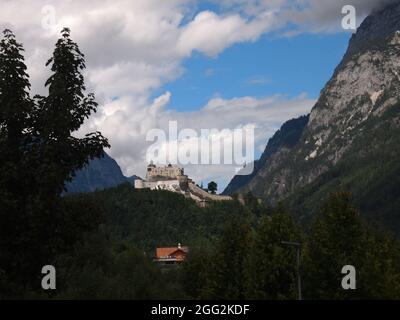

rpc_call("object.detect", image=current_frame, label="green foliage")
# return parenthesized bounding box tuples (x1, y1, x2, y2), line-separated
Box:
(303, 192, 366, 299)
(245, 204, 301, 299)
(0, 29, 37, 288)
(207, 181, 217, 194)
(207, 216, 252, 299)
(33, 27, 109, 196)
(182, 246, 213, 299)
(73, 184, 253, 253)
(242, 191, 268, 217)
(54, 233, 179, 299)
(183, 192, 400, 300)
(0, 28, 108, 292)
(303, 192, 400, 299)
(183, 204, 302, 300)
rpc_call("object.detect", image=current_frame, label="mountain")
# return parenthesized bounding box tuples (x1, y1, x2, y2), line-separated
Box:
(223, 115, 309, 195)
(224, 2, 400, 233)
(66, 152, 138, 193)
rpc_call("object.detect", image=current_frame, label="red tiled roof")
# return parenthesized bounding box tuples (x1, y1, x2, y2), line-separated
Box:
(156, 246, 189, 259)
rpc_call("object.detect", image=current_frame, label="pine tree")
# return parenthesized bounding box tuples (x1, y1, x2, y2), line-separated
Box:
(182, 247, 213, 299)
(303, 192, 366, 299)
(245, 204, 301, 299)
(208, 216, 252, 299)
(357, 226, 400, 299)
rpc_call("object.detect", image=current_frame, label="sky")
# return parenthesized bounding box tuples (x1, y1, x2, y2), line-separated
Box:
(0, 0, 394, 191)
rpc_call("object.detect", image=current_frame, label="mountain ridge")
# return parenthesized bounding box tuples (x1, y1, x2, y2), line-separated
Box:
(224, 1, 400, 233)
(223, 115, 309, 195)
(66, 152, 139, 194)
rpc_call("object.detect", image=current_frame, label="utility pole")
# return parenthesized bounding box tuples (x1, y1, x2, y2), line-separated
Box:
(281, 241, 302, 300)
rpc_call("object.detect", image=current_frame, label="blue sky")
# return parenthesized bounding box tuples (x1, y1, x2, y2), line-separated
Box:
(3, 0, 384, 190)
(153, 30, 352, 189)
(158, 32, 351, 112)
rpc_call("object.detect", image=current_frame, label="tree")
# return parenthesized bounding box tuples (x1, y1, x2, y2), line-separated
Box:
(183, 247, 213, 299)
(26, 27, 109, 284)
(358, 228, 400, 299)
(207, 181, 217, 194)
(33, 27, 109, 197)
(0, 29, 33, 150)
(243, 191, 266, 216)
(0, 29, 35, 288)
(303, 192, 400, 299)
(303, 192, 368, 299)
(0, 29, 33, 201)
(245, 204, 301, 299)
(207, 216, 252, 299)
(0, 28, 109, 291)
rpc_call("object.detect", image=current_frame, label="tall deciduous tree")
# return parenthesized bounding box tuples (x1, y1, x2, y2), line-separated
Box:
(0, 29, 35, 290)
(25, 27, 110, 284)
(0, 28, 109, 291)
(34, 27, 109, 197)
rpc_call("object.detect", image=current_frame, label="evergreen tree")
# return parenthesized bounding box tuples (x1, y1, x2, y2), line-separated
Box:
(356, 226, 400, 299)
(245, 204, 301, 299)
(243, 191, 266, 216)
(207, 216, 252, 299)
(183, 247, 213, 299)
(303, 192, 367, 299)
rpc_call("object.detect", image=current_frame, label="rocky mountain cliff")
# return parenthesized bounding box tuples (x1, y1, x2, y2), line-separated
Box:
(224, 2, 400, 233)
(223, 115, 309, 195)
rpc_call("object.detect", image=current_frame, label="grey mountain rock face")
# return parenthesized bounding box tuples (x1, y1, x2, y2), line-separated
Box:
(66, 152, 138, 194)
(223, 115, 309, 195)
(225, 2, 400, 207)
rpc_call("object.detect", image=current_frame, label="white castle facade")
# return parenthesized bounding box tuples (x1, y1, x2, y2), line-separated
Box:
(134, 162, 232, 205)
(134, 163, 186, 192)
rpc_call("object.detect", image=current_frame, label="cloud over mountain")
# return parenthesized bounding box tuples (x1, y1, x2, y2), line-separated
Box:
(0, 0, 389, 185)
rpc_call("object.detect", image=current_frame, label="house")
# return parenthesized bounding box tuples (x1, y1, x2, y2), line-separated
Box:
(154, 243, 189, 265)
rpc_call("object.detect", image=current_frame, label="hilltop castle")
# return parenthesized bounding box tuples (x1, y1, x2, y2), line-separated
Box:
(135, 162, 232, 206)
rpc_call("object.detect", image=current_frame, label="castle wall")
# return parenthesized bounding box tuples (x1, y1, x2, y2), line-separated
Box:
(146, 165, 183, 181)
(137, 164, 232, 205)
(188, 182, 232, 202)
(136, 179, 182, 192)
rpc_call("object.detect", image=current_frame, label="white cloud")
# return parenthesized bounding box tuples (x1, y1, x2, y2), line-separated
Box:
(0, 0, 392, 188)
(281, 0, 396, 34)
(89, 93, 315, 186)
(177, 10, 275, 57)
